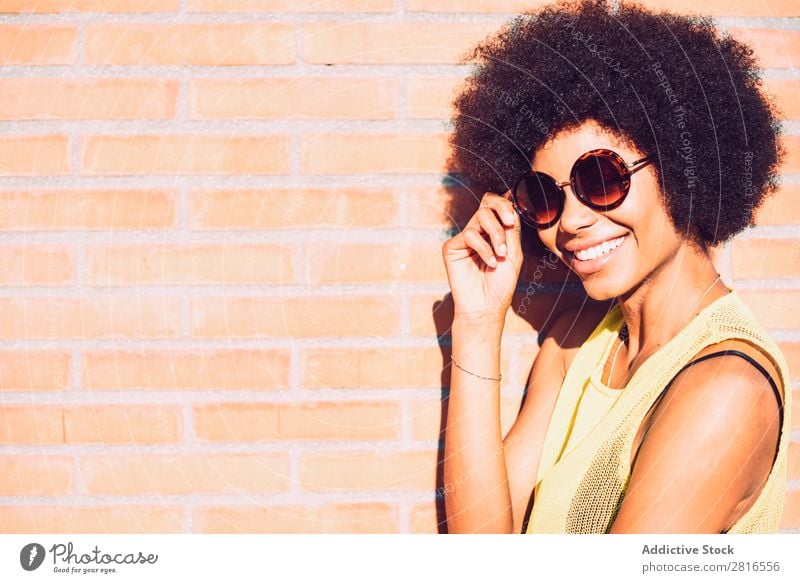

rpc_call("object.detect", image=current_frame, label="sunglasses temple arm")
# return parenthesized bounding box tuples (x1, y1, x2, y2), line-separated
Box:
(627, 154, 654, 173)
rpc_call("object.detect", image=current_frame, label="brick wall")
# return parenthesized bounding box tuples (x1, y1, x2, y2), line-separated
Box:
(0, 0, 797, 534)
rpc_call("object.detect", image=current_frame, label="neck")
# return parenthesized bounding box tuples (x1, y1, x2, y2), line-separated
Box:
(616, 242, 728, 363)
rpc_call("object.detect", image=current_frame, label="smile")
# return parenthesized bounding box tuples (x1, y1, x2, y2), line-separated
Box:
(573, 235, 627, 261)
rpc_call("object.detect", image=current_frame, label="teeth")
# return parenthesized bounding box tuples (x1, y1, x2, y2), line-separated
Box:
(574, 235, 626, 261)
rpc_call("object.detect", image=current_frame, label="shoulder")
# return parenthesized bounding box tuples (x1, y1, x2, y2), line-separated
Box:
(611, 338, 783, 532)
(688, 338, 785, 401)
(651, 342, 783, 448)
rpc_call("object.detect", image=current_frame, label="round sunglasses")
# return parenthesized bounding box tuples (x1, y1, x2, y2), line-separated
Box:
(510, 148, 655, 229)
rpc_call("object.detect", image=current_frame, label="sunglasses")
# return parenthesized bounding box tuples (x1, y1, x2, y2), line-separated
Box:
(510, 148, 655, 229)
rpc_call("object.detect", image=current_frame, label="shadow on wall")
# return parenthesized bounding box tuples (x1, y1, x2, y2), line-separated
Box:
(428, 153, 612, 533)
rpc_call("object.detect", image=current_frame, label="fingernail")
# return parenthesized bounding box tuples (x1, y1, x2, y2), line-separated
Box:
(505, 214, 515, 226)
(488, 256, 497, 267)
(498, 243, 507, 256)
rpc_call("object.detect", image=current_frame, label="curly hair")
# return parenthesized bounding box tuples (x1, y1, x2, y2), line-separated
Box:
(447, 0, 783, 247)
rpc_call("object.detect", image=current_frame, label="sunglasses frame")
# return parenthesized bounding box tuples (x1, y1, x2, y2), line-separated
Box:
(510, 148, 655, 229)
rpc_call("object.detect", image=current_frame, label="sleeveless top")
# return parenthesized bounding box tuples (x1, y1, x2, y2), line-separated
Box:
(524, 287, 792, 534)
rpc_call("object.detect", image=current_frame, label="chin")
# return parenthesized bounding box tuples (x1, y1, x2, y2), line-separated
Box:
(578, 274, 631, 302)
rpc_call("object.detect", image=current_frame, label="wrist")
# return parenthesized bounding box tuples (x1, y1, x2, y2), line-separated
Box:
(452, 310, 507, 329)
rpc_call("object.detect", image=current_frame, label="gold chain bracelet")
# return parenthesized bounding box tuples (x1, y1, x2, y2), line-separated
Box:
(450, 355, 502, 381)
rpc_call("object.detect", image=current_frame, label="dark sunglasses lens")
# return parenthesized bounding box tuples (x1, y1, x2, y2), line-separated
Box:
(515, 173, 562, 226)
(574, 153, 629, 207)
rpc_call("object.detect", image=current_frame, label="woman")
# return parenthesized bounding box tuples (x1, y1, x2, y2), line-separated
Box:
(441, 0, 791, 534)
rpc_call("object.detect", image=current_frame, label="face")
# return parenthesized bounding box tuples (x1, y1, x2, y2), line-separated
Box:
(530, 120, 683, 301)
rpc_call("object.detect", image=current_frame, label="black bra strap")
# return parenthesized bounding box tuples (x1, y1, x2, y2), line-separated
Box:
(661, 349, 784, 467)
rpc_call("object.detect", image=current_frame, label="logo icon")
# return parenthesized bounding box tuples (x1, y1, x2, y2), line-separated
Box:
(20, 543, 46, 571)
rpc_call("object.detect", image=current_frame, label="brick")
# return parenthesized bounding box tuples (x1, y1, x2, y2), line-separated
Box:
(86, 244, 293, 286)
(755, 184, 800, 226)
(407, 77, 463, 118)
(85, 23, 294, 65)
(409, 292, 551, 337)
(302, 346, 446, 389)
(0, 189, 176, 231)
(406, 185, 457, 229)
(299, 449, 438, 491)
(782, 489, 800, 529)
(410, 395, 523, 442)
(84, 350, 290, 390)
(0, 407, 64, 444)
(729, 29, 800, 69)
(732, 239, 800, 279)
(782, 135, 800, 174)
(0, 25, 76, 65)
(187, 0, 394, 11)
(781, 343, 800, 380)
(302, 21, 495, 64)
(194, 401, 401, 441)
(64, 405, 181, 444)
(0, 0, 179, 11)
(406, 0, 546, 12)
(0, 457, 74, 496)
(409, 294, 453, 337)
(737, 290, 800, 331)
(0, 135, 69, 176)
(301, 133, 449, 173)
(0, 297, 181, 339)
(767, 79, 800, 121)
(637, 0, 800, 17)
(0, 405, 182, 444)
(793, 390, 799, 432)
(81, 135, 290, 175)
(0, 506, 184, 533)
(190, 78, 398, 119)
(303, 241, 445, 284)
(0, 79, 178, 120)
(82, 453, 289, 495)
(409, 502, 444, 534)
(0, 350, 70, 391)
(188, 188, 398, 230)
(790, 441, 799, 481)
(0, 246, 73, 285)
(193, 503, 398, 533)
(189, 296, 400, 337)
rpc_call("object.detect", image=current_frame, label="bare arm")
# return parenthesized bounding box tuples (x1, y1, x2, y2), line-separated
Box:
(443, 315, 513, 533)
(609, 352, 782, 533)
(443, 304, 598, 533)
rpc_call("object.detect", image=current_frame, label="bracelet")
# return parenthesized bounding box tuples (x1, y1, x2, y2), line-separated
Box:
(450, 355, 502, 381)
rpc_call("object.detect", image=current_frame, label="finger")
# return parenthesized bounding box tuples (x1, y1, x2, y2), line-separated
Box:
(481, 192, 518, 229)
(476, 206, 508, 258)
(504, 206, 523, 262)
(462, 226, 498, 268)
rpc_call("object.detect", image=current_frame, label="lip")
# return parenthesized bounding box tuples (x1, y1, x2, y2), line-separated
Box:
(565, 234, 628, 276)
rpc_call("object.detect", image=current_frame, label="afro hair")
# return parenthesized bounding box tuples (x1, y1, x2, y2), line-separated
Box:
(446, 0, 783, 247)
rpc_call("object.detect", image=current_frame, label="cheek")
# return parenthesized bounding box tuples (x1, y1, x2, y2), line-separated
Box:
(536, 230, 563, 259)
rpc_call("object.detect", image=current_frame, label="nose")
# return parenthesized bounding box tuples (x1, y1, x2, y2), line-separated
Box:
(558, 184, 598, 233)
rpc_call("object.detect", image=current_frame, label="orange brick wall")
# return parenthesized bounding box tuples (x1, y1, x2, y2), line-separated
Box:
(0, 0, 797, 534)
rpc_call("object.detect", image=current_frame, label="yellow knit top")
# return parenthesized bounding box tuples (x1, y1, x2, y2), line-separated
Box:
(525, 287, 792, 534)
